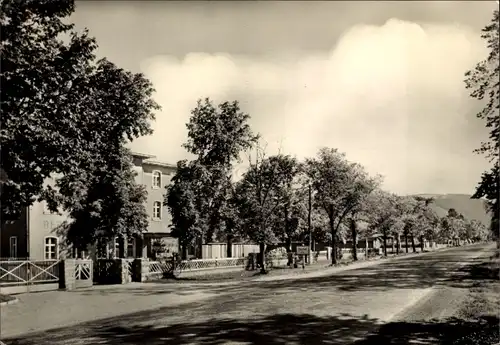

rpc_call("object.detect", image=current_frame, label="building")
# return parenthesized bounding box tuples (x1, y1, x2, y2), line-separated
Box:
(0, 152, 178, 261)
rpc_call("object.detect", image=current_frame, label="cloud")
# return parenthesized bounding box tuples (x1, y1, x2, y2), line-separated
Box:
(131, 18, 490, 195)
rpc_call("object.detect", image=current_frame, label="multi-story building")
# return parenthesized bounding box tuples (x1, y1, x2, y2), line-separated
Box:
(0, 152, 178, 260)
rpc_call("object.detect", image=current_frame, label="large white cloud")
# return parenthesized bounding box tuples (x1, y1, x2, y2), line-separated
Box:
(131, 18, 490, 195)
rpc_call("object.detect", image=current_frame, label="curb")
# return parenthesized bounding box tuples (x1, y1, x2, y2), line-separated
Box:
(0, 297, 18, 306)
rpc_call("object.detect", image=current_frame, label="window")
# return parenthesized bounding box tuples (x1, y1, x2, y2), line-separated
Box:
(44, 237, 58, 260)
(127, 238, 136, 258)
(9, 236, 17, 258)
(152, 171, 161, 189)
(152, 201, 162, 220)
(114, 237, 120, 258)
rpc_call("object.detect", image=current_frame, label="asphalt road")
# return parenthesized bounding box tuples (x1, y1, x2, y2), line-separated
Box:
(2, 243, 496, 345)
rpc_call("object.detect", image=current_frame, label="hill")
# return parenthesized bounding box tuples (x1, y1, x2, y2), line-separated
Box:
(412, 194, 491, 227)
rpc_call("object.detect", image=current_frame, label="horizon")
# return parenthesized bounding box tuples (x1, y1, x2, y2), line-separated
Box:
(71, 1, 496, 196)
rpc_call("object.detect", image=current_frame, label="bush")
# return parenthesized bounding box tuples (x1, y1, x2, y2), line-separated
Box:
(267, 247, 287, 260)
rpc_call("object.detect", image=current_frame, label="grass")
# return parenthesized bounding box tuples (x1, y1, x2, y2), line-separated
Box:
(454, 252, 500, 344)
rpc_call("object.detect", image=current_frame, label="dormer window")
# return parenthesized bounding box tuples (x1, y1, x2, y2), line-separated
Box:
(152, 170, 161, 189)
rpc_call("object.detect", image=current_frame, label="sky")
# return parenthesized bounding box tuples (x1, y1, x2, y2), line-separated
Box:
(71, 1, 497, 196)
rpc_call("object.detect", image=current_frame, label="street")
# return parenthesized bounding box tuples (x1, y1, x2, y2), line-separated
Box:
(1, 243, 498, 345)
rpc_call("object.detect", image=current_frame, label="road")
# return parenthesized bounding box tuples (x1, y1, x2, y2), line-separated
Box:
(1, 243, 497, 345)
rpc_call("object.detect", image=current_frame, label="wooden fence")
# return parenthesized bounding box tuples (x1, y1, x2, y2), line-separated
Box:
(0, 259, 60, 294)
(74, 259, 93, 288)
(146, 257, 248, 278)
(0, 260, 60, 286)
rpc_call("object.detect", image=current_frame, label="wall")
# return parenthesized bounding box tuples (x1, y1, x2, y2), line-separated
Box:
(141, 162, 175, 234)
(0, 208, 29, 258)
(202, 243, 260, 259)
(28, 200, 68, 261)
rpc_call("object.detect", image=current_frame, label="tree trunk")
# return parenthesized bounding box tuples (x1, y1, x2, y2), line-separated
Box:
(181, 244, 187, 260)
(383, 232, 388, 257)
(365, 237, 368, 259)
(226, 234, 233, 258)
(420, 235, 425, 252)
(259, 242, 266, 273)
(405, 234, 409, 253)
(330, 215, 337, 265)
(350, 218, 358, 261)
(285, 237, 292, 253)
(197, 235, 203, 259)
(285, 236, 293, 265)
(396, 234, 401, 254)
(411, 235, 416, 253)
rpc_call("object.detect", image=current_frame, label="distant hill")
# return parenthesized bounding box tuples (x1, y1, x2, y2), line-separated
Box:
(412, 194, 491, 227)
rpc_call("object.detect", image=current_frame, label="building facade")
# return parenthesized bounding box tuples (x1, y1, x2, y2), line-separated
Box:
(0, 152, 178, 261)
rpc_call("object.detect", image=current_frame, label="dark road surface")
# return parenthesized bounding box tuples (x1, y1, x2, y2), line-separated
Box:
(2, 243, 497, 345)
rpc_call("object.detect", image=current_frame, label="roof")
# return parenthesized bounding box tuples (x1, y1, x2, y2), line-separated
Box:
(143, 159, 177, 169)
(131, 152, 156, 159)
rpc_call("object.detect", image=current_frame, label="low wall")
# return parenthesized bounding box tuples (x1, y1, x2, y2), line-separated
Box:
(0, 283, 59, 295)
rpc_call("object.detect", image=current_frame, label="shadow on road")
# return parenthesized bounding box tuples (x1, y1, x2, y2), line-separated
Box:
(6, 312, 499, 345)
(5, 245, 498, 345)
(356, 315, 499, 345)
(77, 246, 496, 298)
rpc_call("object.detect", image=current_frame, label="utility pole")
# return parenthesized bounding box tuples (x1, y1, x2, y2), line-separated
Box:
(308, 184, 313, 264)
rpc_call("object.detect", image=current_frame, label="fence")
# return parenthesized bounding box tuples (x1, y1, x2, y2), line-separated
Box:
(145, 256, 247, 279)
(74, 259, 93, 288)
(0, 260, 60, 286)
(0, 260, 60, 294)
(202, 243, 260, 259)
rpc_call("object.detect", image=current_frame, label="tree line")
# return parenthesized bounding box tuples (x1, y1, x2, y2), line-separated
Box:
(1, 1, 497, 260)
(165, 99, 491, 270)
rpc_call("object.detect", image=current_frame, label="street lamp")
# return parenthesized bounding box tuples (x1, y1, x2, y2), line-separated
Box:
(307, 184, 313, 264)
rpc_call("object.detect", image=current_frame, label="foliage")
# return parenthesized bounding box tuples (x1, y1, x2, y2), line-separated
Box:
(472, 162, 499, 239)
(465, 9, 499, 239)
(365, 190, 401, 237)
(269, 157, 306, 247)
(166, 98, 259, 253)
(183, 98, 259, 167)
(0, 0, 158, 245)
(165, 160, 208, 249)
(304, 148, 379, 264)
(54, 148, 149, 250)
(236, 149, 298, 245)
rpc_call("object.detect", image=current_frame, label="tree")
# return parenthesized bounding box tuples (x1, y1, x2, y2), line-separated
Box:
(183, 98, 259, 167)
(271, 158, 305, 254)
(236, 149, 298, 272)
(165, 160, 206, 259)
(304, 148, 375, 265)
(53, 147, 149, 253)
(413, 196, 439, 252)
(365, 190, 401, 257)
(465, 9, 499, 242)
(396, 196, 420, 253)
(343, 175, 381, 261)
(166, 98, 259, 257)
(1, 0, 159, 250)
(217, 179, 244, 258)
(439, 208, 468, 246)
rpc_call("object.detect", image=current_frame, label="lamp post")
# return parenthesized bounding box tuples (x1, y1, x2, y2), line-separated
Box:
(308, 184, 313, 264)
